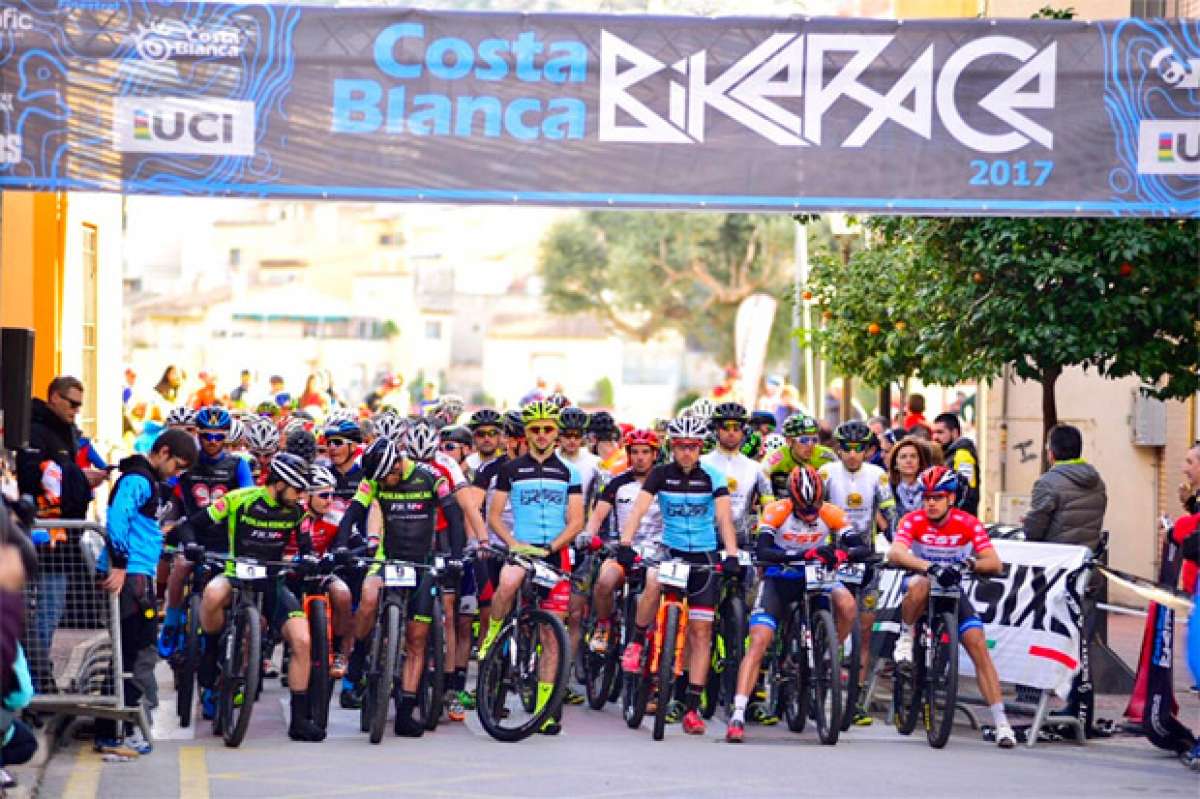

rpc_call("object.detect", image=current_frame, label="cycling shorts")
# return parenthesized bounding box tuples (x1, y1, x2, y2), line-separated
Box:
(659, 548, 719, 620)
(263, 579, 306, 633)
(749, 576, 845, 631)
(901, 575, 983, 636)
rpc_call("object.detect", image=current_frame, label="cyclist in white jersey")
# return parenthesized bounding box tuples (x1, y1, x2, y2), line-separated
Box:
(701, 402, 773, 547)
(559, 406, 603, 704)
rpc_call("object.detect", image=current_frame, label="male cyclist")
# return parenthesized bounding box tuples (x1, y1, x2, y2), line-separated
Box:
(177, 453, 325, 742)
(887, 465, 1015, 748)
(558, 407, 601, 704)
(294, 465, 354, 680)
(701, 402, 773, 547)
(342, 437, 464, 737)
(159, 406, 253, 658)
(617, 415, 741, 736)
(464, 409, 503, 480)
(763, 414, 837, 499)
(726, 466, 857, 742)
(589, 411, 628, 480)
(583, 428, 662, 655)
(480, 401, 584, 735)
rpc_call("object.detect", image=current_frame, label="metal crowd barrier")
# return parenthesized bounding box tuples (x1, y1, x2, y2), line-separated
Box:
(23, 519, 149, 739)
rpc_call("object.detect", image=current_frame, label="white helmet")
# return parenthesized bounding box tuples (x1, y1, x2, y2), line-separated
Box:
(166, 406, 196, 428)
(406, 421, 440, 461)
(308, 464, 338, 491)
(372, 412, 406, 444)
(666, 415, 708, 441)
(690, 398, 715, 422)
(432, 394, 465, 424)
(244, 417, 280, 456)
(228, 418, 245, 445)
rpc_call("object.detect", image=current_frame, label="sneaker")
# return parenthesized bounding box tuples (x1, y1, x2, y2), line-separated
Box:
(621, 642, 643, 674)
(94, 737, 140, 758)
(725, 719, 745, 743)
(995, 723, 1017, 749)
(750, 703, 779, 726)
(477, 625, 500, 660)
(665, 700, 685, 724)
(853, 706, 874, 726)
(893, 631, 914, 666)
(330, 655, 347, 680)
(0, 767, 16, 789)
(681, 709, 706, 735)
(123, 730, 153, 755)
(200, 688, 217, 721)
(589, 622, 611, 654)
(394, 712, 425, 738)
(1182, 742, 1200, 771)
(288, 718, 327, 742)
(564, 688, 585, 706)
(447, 692, 465, 722)
(340, 685, 363, 710)
(538, 716, 562, 735)
(156, 624, 181, 659)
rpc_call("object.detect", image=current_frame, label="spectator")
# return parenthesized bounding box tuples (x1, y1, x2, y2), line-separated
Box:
(903, 393, 927, 431)
(867, 415, 891, 467)
(0, 495, 39, 791)
(229, 370, 254, 409)
(16, 376, 106, 692)
(298, 374, 328, 412)
(153, 365, 182, 406)
(1023, 425, 1107, 551)
(757, 374, 783, 414)
(887, 436, 935, 517)
(96, 430, 197, 757)
(932, 412, 979, 516)
(1179, 442, 1199, 515)
(189, 371, 219, 410)
(269, 375, 291, 409)
(772, 384, 803, 430)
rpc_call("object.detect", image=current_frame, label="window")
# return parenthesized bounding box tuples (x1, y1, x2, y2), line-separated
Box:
(1130, 0, 1166, 15)
(80, 224, 99, 438)
(379, 232, 404, 247)
(229, 248, 241, 267)
(425, 320, 442, 340)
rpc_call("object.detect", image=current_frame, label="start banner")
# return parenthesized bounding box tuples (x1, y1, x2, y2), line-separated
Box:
(0, 2, 1197, 215)
(873, 540, 1091, 696)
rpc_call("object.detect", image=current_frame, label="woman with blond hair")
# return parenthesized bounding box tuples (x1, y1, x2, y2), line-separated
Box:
(887, 436, 935, 518)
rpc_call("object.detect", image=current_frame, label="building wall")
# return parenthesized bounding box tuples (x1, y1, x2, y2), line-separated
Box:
(481, 336, 624, 410)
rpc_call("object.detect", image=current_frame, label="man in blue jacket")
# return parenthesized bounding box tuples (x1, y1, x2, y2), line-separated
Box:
(96, 430, 196, 757)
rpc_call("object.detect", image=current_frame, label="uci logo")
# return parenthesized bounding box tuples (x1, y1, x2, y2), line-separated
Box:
(114, 97, 255, 156)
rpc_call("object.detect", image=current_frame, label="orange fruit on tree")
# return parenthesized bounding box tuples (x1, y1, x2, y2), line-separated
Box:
(867, 322, 881, 335)
(972, 271, 985, 284)
(894, 321, 906, 331)
(801, 290, 814, 301)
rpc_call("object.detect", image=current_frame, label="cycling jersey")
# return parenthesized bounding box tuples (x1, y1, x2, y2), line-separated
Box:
(641, 461, 728, 553)
(495, 453, 581, 547)
(762, 444, 837, 498)
(293, 508, 338, 557)
(599, 470, 662, 545)
(204, 486, 307, 567)
(472, 454, 512, 545)
(434, 450, 467, 491)
(818, 461, 894, 539)
(350, 462, 453, 563)
(757, 499, 852, 578)
(328, 460, 365, 548)
(559, 449, 600, 508)
(701, 449, 772, 541)
(174, 451, 253, 520)
(894, 508, 993, 566)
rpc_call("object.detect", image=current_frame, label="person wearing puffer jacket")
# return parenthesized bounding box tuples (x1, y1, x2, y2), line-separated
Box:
(1022, 425, 1107, 552)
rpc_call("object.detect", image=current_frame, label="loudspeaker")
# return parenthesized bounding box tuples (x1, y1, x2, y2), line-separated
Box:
(1, 327, 34, 451)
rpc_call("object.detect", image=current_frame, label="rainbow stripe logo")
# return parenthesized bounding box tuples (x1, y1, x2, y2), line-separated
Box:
(133, 109, 150, 140)
(1158, 132, 1174, 162)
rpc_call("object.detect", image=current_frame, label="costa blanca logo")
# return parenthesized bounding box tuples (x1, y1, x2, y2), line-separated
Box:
(1150, 47, 1200, 90)
(599, 32, 1056, 154)
(113, 97, 255, 156)
(1137, 119, 1200, 175)
(0, 6, 33, 31)
(130, 18, 243, 62)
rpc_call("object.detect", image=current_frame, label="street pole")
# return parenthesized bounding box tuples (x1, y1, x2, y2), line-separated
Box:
(790, 219, 815, 415)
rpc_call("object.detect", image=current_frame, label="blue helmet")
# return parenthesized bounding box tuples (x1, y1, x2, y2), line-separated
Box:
(323, 417, 362, 443)
(195, 406, 232, 432)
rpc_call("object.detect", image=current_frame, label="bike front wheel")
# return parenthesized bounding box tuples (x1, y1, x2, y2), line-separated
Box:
(177, 592, 202, 729)
(476, 609, 569, 742)
(368, 603, 400, 744)
(839, 620, 861, 731)
(418, 598, 446, 731)
(652, 604, 680, 742)
(924, 611, 959, 749)
(308, 598, 332, 730)
(221, 603, 261, 748)
(809, 607, 842, 745)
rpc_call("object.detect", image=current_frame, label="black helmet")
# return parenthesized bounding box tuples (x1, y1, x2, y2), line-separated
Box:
(502, 410, 525, 438)
(467, 408, 502, 431)
(711, 402, 749, 425)
(268, 452, 310, 490)
(749, 410, 777, 430)
(440, 425, 473, 447)
(834, 420, 873, 448)
(559, 407, 589, 432)
(589, 411, 619, 441)
(285, 428, 318, 464)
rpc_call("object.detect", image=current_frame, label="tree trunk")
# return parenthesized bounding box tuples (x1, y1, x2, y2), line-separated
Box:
(1040, 365, 1061, 473)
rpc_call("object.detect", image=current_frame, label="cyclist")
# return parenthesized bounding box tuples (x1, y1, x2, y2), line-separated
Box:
(159, 406, 253, 658)
(559, 407, 601, 705)
(701, 402, 773, 547)
(887, 465, 1015, 749)
(177, 453, 326, 742)
(726, 465, 858, 743)
(244, 417, 280, 483)
(583, 428, 662, 655)
(479, 400, 584, 735)
(589, 411, 628, 479)
(616, 415, 741, 736)
(341, 436, 464, 737)
(464, 409, 503, 479)
(763, 414, 837, 499)
(295, 465, 354, 679)
(165, 406, 198, 437)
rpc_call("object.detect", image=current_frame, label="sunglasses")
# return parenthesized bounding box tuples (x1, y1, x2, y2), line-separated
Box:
(326, 438, 351, 447)
(841, 442, 868, 453)
(794, 435, 818, 444)
(527, 425, 557, 436)
(310, 490, 334, 500)
(440, 442, 462, 452)
(473, 428, 500, 438)
(200, 433, 227, 443)
(719, 421, 743, 431)
(560, 430, 583, 439)
(923, 493, 951, 502)
(60, 396, 83, 409)
(673, 441, 702, 451)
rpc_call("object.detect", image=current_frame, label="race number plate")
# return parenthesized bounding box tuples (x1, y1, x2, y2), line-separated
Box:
(724, 550, 753, 568)
(384, 564, 418, 588)
(804, 564, 832, 585)
(836, 563, 866, 585)
(531, 561, 560, 589)
(658, 560, 691, 589)
(234, 562, 266, 580)
(433, 556, 446, 571)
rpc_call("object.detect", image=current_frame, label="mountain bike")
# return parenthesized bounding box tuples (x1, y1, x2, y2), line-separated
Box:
(173, 547, 220, 729)
(581, 542, 627, 711)
(702, 550, 750, 721)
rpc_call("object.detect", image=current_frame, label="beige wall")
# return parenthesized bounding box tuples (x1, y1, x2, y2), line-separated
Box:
(982, 367, 1194, 605)
(986, 0, 1131, 17)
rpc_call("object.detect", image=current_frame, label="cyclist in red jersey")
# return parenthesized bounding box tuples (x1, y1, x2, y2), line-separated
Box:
(887, 465, 1016, 749)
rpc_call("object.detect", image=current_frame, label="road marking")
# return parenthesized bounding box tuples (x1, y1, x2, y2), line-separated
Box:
(179, 746, 210, 799)
(61, 747, 102, 799)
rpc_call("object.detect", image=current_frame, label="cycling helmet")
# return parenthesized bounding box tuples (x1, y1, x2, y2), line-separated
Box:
(546, 392, 571, 410)
(285, 428, 318, 464)
(762, 433, 787, 456)
(372, 412, 406, 444)
(665, 415, 708, 441)
(432, 394, 465, 424)
(834, 420, 873, 448)
(406, 421, 440, 461)
(711, 402, 749, 425)
(623, 428, 660, 449)
(166, 406, 197, 428)
(467, 408, 502, 431)
(521, 400, 560, 428)
(502, 410, 525, 438)
(228, 418, 245, 445)
(588, 411, 619, 441)
(782, 413, 819, 438)
(254, 401, 281, 419)
(559, 407, 589, 432)
(290, 409, 316, 431)
(308, 464, 338, 491)
(690, 398, 715, 422)
(361, 437, 400, 481)
(918, 465, 959, 497)
(323, 416, 363, 443)
(749, 410, 777, 431)
(268, 452, 310, 490)
(244, 417, 280, 456)
(787, 465, 825, 513)
(440, 425, 473, 447)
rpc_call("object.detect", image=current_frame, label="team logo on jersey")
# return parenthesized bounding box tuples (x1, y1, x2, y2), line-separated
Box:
(847, 491, 864, 509)
(213, 497, 227, 514)
(727, 476, 739, 491)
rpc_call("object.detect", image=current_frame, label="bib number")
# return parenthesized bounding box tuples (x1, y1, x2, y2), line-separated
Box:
(234, 561, 266, 580)
(384, 563, 418, 588)
(531, 561, 560, 589)
(836, 563, 866, 585)
(658, 560, 691, 589)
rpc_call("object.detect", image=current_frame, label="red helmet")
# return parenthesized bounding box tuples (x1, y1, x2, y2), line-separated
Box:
(623, 428, 660, 449)
(787, 465, 825, 513)
(918, 465, 959, 497)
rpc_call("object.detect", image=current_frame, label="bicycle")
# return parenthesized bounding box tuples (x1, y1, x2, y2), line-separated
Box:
(890, 560, 973, 749)
(755, 558, 843, 745)
(292, 556, 339, 731)
(702, 550, 750, 721)
(474, 546, 570, 742)
(416, 555, 462, 731)
(581, 542, 624, 711)
(169, 547, 219, 729)
(835, 554, 880, 731)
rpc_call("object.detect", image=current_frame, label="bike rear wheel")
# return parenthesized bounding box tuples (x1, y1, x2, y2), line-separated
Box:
(369, 603, 400, 744)
(177, 592, 201, 729)
(652, 604, 680, 742)
(782, 613, 808, 733)
(221, 603, 261, 748)
(810, 607, 842, 745)
(418, 599, 446, 731)
(718, 595, 746, 721)
(839, 620, 861, 731)
(924, 611, 959, 749)
(476, 609, 569, 742)
(308, 598, 332, 730)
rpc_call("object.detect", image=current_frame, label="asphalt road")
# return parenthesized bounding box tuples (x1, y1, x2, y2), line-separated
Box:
(35, 661, 1200, 799)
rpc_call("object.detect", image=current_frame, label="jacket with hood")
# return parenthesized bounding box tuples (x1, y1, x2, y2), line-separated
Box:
(943, 437, 979, 516)
(1023, 459, 1107, 551)
(100, 455, 167, 577)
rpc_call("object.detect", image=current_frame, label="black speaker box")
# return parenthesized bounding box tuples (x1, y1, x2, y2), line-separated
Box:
(1, 327, 34, 451)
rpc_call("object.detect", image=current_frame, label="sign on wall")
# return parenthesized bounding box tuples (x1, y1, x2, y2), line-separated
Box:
(1, 2, 1197, 216)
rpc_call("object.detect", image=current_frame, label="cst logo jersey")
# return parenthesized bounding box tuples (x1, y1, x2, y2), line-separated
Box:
(819, 461, 894, 538)
(641, 461, 728, 553)
(757, 499, 852, 559)
(495, 453, 581, 546)
(599, 470, 662, 545)
(894, 508, 993, 565)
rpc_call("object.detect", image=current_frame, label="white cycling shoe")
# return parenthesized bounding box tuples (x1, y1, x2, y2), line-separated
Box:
(995, 723, 1017, 749)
